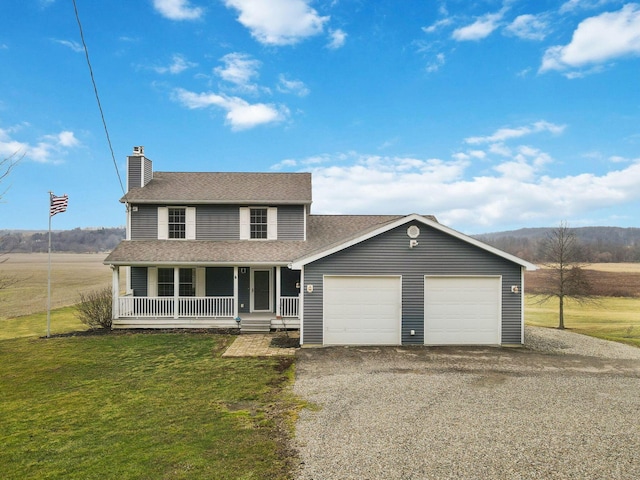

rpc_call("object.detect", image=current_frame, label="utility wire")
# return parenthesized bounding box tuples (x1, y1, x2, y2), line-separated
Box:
(72, 0, 127, 198)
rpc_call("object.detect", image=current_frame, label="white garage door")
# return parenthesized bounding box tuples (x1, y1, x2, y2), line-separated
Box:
(324, 276, 401, 345)
(424, 276, 501, 345)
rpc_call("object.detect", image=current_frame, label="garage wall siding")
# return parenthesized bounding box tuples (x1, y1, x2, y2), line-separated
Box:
(302, 222, 523, 345)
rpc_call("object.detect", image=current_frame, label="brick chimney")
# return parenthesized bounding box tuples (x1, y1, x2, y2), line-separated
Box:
(127, 146, 153, 191)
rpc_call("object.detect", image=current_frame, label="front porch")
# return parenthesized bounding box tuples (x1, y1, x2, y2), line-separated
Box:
(110, 264, 301, 330)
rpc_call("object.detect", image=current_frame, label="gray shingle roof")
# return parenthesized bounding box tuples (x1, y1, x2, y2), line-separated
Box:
(104, 214, 416, 265)
(122, 172, 312, 204)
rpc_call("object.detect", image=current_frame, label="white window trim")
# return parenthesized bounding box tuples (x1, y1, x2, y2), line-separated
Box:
(148, 267, 158, 296)
(158, 206, 195, 240)
(240, 206, 277, 240)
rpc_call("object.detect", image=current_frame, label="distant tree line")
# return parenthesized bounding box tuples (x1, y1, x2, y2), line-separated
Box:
(475, 227, 640, 263)
(0, 227, 125, 253)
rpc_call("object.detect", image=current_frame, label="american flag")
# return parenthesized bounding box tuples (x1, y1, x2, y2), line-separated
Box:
(50, 193, 69, 217)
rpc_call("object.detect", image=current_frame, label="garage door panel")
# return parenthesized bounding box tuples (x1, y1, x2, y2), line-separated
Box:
(324, 276, 401, 345)
(425, 277, 500, 345)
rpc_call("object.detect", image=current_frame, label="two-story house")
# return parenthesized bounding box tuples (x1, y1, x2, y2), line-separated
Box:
(105, 147, 536, 346)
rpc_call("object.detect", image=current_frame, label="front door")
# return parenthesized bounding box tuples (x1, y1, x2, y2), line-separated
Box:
(252, 269, 272, 312)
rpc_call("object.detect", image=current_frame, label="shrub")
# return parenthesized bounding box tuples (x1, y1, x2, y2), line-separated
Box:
(76, 286, 112, 329)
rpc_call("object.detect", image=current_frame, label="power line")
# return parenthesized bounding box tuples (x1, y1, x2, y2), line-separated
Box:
(72, 0, 127, 198)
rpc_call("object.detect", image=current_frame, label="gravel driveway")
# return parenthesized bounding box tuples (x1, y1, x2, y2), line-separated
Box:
(293, 327, 640, 479)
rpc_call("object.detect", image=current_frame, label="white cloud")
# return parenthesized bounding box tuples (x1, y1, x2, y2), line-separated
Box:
(171, 87, 288, 130)
(154, 54, 197, 74)
(277, 74, 309, 96)
(423, 18, 453, 34)
(0, 126, 80, 164)
(52, 131, 79, 148)
(426, 53, 446, 73)
(54, 39, 84, 53)
(224, 0, 329, 45)
(465, 121, 566, 144)
(276, 150, 640, 232)
(214, 53, 261, 88)
(505, 14, 549, 41)
(540, 4, 640, 74)
(452, 11, 504, 41)
(559, 0, 616, 14)
(152, 0, 204, 21)
(327, 29, 347, 49)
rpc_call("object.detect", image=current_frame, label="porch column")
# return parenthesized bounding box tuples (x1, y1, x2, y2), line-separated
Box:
(111, 265, 119, 320)
(174, 268, 180, 319)
(233, 266, 239, 318)
(275, 266, 281, 317)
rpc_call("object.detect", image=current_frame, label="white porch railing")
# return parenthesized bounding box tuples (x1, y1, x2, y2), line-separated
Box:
(118, 296, 234, 318)
(279, 296, 299, 317)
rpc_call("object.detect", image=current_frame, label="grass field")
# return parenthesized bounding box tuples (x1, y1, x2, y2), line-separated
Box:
(0, 333, 303, 480)
(524, 262, 640, 347)
(0, 253, 113, 320)
(525, 295, 640, 347)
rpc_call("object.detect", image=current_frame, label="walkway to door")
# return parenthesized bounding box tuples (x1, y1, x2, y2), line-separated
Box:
(222, 333, 299, 357)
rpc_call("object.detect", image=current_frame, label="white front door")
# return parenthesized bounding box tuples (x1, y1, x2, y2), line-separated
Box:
(251, 269, 272, 312)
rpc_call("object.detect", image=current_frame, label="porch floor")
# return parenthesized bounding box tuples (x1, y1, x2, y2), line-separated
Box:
(222, 333, 299, 357)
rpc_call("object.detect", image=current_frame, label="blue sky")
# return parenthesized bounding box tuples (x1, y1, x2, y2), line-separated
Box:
(1, 0, 639, 234)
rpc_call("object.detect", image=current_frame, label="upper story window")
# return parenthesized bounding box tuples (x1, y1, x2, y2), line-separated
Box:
(158, 206, 194, 240)
(250, 208, 268, 239)
(168, 208, 186, 239)
(239, 206, 277, 240)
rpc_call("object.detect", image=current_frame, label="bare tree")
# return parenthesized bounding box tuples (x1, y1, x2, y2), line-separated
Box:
(1, 151, 22, 200)
(1, 152, 23, 293)
(535, 222, 594, 329)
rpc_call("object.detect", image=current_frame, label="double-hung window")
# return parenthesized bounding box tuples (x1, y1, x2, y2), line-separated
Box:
(155, 267, 195, 296)
(250, 208, 268, 239)
(239, 206, 276, 240)
(158, 206, 195, 240)
(168, 208, 186, 239)
(157, 268, 174, 296)
(179, 268, 195, 296)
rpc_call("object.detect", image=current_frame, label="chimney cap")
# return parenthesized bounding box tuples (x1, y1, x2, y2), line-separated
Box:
(132, 146, 145, 156)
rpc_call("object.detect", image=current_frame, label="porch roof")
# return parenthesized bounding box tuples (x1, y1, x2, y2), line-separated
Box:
(104, 214, 408, 265)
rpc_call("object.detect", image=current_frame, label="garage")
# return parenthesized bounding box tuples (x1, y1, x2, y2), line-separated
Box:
(323, 276, 401, 345)
(424, 276, 501, 345)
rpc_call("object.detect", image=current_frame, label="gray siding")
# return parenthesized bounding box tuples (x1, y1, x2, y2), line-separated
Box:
(127, 156, 142, 191)
(196, 205, 240, 240)
(131, 267, 148, 296)
(277, 205, 305, 240)
(142, 158, 152, 186)
(281, 268, 301, 296)
(302, 222, 523, 345)
(128, 156, 152, 191)
(130, 205, 158, 240)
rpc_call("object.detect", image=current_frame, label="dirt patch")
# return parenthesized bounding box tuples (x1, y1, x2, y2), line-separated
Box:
(271, 336, 301, 349)
(526, 269, 640, 297)
(43, 327, 240, 339)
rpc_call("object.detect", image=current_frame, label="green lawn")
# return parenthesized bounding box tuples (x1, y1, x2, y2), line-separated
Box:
(0, 331, 302, 480)
(525, 295, 640, 347)
(0, 306, 88, 340)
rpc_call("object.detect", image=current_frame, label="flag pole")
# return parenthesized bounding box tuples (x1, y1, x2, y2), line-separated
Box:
(47, 191, 52, 338)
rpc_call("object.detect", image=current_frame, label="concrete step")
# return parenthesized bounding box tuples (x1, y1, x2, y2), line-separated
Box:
(240, 318, 272, 333)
